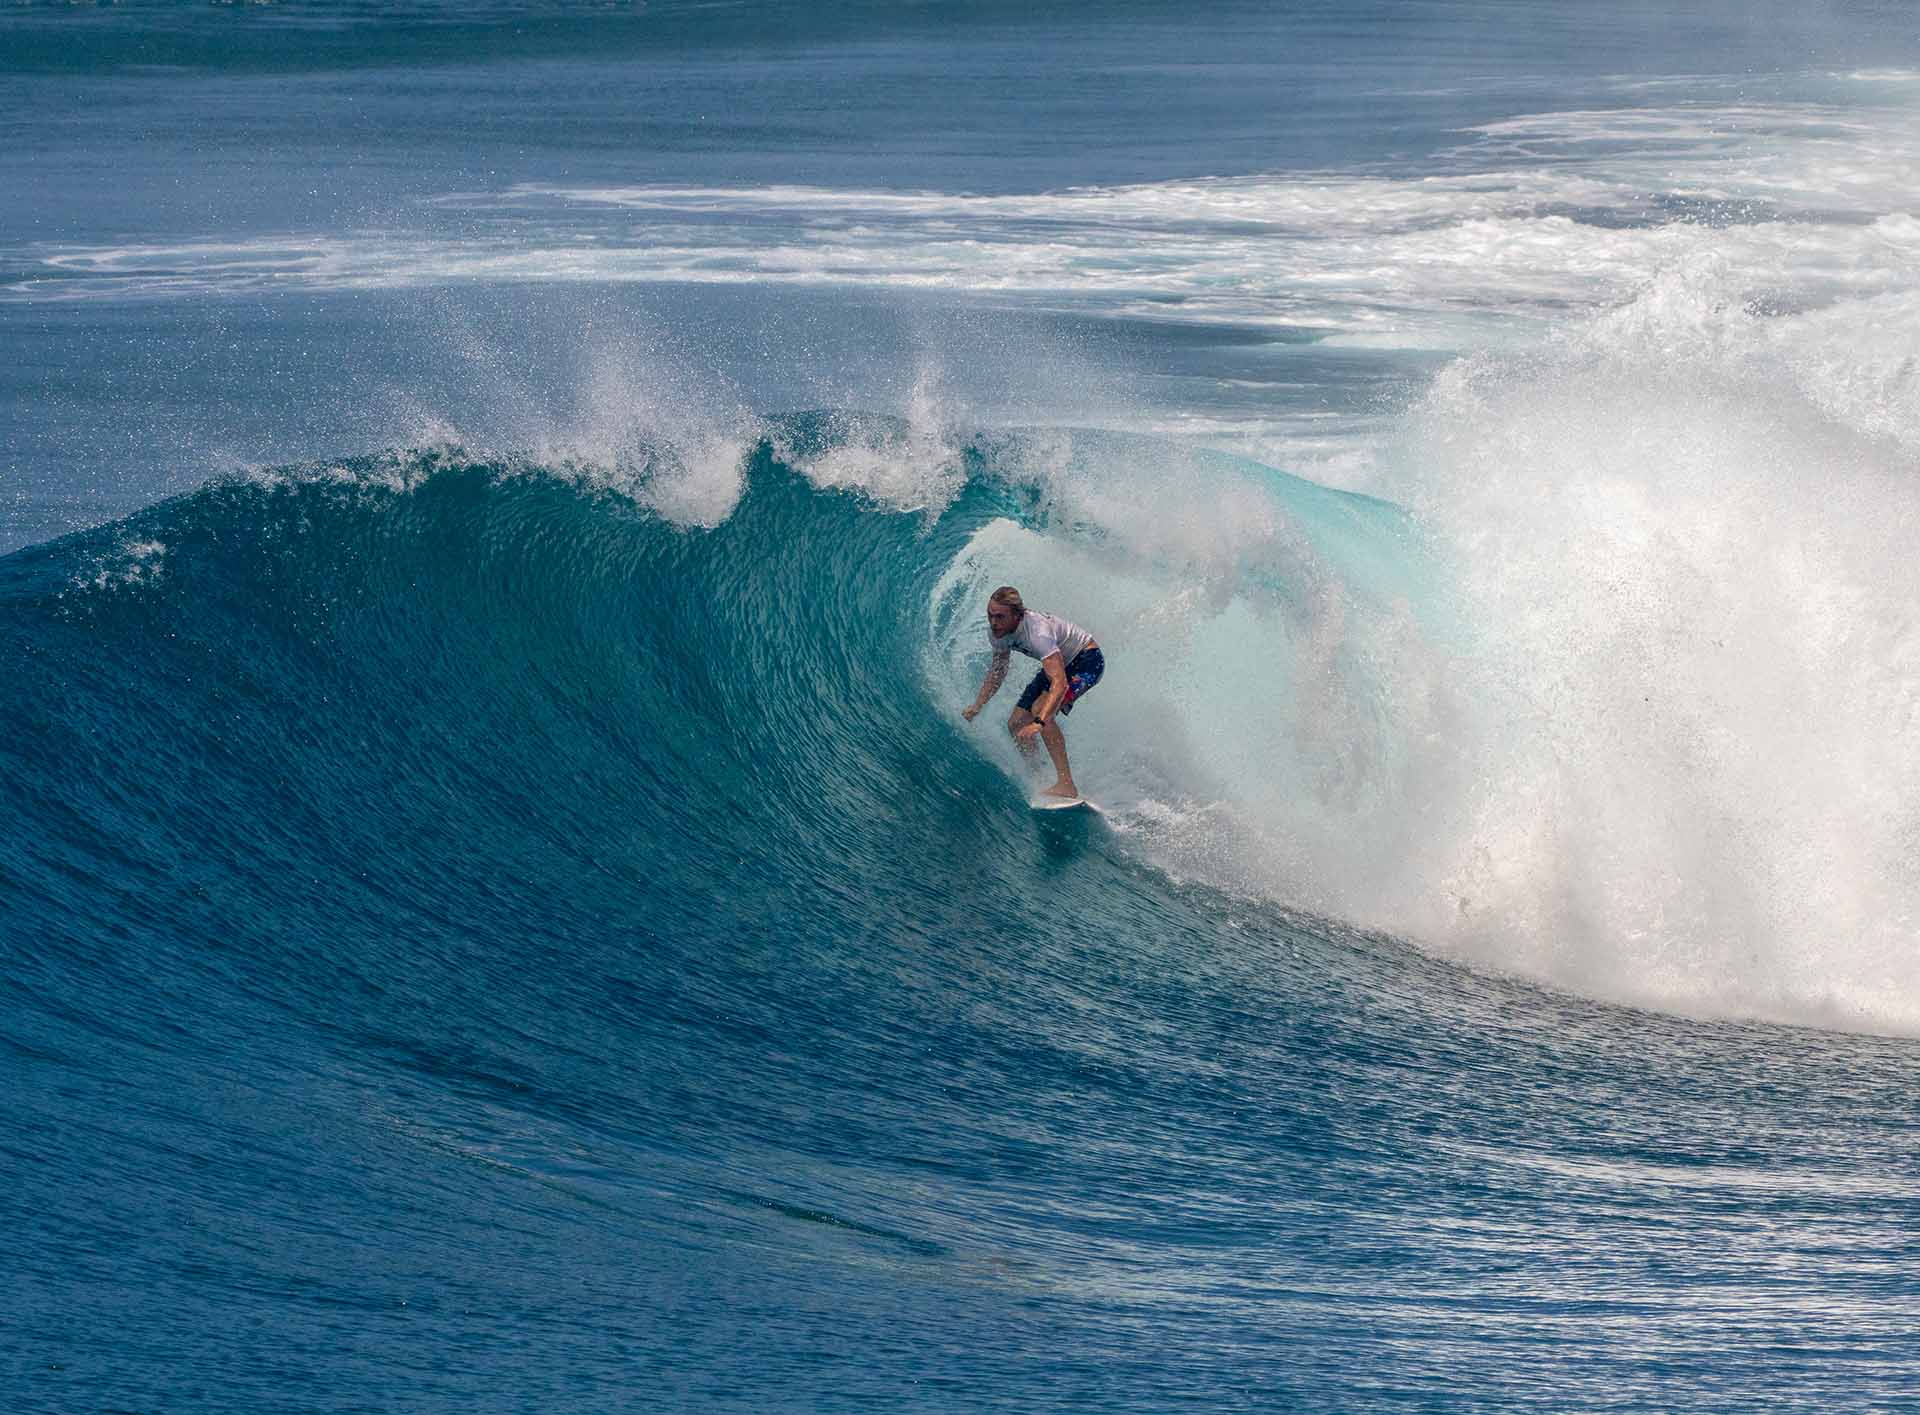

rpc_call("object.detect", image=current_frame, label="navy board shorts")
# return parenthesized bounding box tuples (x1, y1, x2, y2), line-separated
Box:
(1016, 646, 1105, 716)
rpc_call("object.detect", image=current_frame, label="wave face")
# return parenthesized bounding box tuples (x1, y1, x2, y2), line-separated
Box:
(0, 427, 1399, 1027)
(0, 440, 1021, 993)
(6, 434, 1920, 1412)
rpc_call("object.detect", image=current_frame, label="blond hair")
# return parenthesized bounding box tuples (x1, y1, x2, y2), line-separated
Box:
(989, 585, 1025, 616)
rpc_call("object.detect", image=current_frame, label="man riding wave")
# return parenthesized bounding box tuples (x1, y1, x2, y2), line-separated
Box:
(961, 586, 1105, 800)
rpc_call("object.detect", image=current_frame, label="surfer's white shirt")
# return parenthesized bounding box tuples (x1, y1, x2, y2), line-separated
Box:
(988, 609, 1094, 666)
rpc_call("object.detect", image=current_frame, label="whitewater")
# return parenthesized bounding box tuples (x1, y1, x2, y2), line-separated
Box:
(5, 3, 1919, 1411)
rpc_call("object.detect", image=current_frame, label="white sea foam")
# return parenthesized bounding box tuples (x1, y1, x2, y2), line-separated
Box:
(928, 206, 1920, 1036)
(1359, 261, 1920, 1035)
(74, 536, 168, 591)
(541, 337, 760, 527)
(942, 260, 1920, 1037)
(775, 363, 971, 514)
(16, 92, 1920, 367)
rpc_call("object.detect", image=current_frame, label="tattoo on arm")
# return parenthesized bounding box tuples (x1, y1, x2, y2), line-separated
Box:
(981, 655, 1009, 700)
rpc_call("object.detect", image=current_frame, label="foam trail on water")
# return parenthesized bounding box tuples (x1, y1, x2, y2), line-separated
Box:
(18, 87, 1920, 359)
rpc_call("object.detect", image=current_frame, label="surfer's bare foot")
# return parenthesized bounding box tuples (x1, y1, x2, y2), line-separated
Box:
(1041, 781, 1079, 799)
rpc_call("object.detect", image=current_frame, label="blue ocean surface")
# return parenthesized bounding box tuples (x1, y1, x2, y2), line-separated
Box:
(6, 3, 1920, 1411)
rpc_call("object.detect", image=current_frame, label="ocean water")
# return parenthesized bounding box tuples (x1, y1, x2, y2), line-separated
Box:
(7, 2, 1920, 1410)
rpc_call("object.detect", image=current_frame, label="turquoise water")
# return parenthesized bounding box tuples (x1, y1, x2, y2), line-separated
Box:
(7, 4, 1920, 1410)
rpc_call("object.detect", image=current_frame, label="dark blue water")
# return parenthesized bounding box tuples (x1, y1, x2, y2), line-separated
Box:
(8, 4, 1920, 1411)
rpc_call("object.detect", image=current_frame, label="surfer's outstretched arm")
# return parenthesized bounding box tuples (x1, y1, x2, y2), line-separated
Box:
(962, 650, 1010, 721)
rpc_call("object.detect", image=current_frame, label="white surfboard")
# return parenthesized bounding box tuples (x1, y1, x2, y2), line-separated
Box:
(1031, 795, 1099, 813)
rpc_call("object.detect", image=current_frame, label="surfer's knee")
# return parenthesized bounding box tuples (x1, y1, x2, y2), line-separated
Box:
(1006, 707, 1031, 734)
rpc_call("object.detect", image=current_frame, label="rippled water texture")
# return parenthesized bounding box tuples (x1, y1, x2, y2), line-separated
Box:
(6, 3, 1920, 1411)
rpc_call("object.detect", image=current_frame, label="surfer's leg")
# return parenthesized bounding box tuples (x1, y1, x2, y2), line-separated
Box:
(1036, 718, 1077, 798)
(1006, 706, 1042, 763)
(1009, 666, 1053, 765)
(1031, 648, 1096, 797)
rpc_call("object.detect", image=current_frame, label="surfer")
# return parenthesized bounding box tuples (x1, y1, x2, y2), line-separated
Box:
(961, 586, 1104, 800)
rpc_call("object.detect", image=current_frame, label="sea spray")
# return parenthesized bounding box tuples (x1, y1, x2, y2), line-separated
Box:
(1376, 260, 1920, 1032)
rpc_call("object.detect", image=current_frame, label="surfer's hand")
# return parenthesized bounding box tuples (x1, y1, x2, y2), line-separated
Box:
(962, 704, 980, 722)
(1016, 721, 1042, 741)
